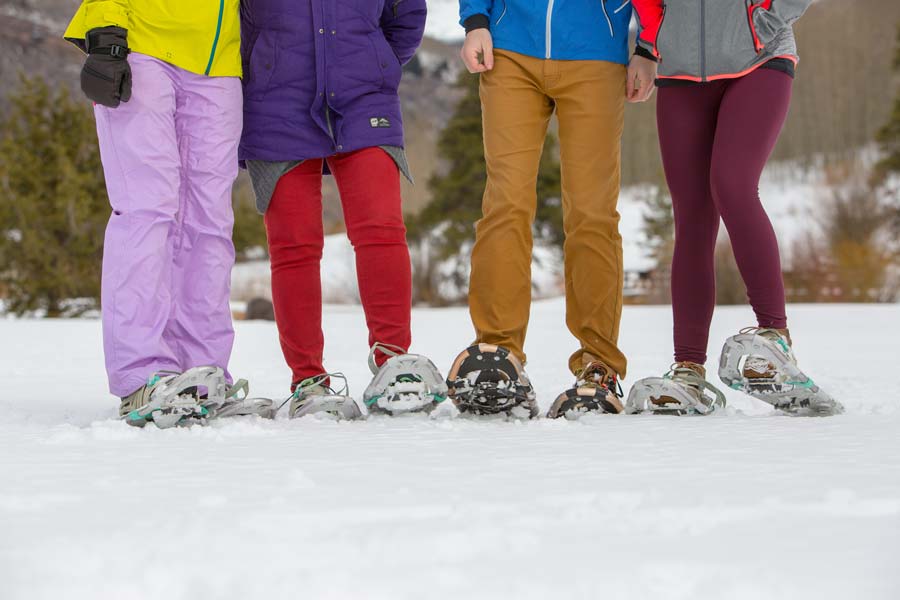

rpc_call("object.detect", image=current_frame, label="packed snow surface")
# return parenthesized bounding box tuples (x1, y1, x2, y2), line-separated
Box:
(1, 302, 899, 599)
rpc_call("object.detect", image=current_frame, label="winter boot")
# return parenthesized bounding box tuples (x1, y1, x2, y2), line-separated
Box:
(625, 362, 726, 415)
(363, 343, 448, 415)
(719, 327, 843, 416)
(288, 373, 363, 420)
(446, 344, 538, 419)
(547, 360, 624, 419)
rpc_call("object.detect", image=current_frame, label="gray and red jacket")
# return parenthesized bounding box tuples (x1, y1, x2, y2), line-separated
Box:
(633, 0, 812, 82)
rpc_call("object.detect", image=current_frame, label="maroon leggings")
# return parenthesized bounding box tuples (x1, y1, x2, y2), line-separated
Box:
(657, 68, 792, 365)
(264, 147, 412, 388)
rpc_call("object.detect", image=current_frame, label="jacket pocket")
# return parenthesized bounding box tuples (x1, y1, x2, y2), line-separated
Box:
(370, 31, 402, 91)
(745, 1, 765, 53)
(244, 31, 277, 99)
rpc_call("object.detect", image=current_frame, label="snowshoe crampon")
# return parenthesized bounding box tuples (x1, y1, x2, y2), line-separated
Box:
(287, 373, 364, 420)
(446, 344, 538, 419)
(625, 365, 726, 416)
(718, 328, 843, 416)
(363, 344, 448, 415)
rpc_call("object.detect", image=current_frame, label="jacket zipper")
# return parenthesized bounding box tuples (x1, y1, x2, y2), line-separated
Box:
(392, 0, 405, 18)
(204, 0, 225, 75)
(699, 0, 706, 81)
(495, 0, 508, 25)
(545, 0, 555, 59)
(601, 0, 614, 38)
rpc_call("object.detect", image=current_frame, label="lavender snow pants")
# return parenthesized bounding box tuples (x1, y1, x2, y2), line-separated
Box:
(94, 53, 243, 397)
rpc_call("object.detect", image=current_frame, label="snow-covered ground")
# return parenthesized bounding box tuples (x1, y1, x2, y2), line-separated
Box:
(2, 302, 898, 599)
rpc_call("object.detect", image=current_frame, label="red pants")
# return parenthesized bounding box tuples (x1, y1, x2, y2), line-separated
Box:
(264, 147, 412, 388)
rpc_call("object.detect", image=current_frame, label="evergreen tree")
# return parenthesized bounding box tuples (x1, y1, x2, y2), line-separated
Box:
(232, 173, 269, 260)
(408, 71, 563, 299)
(0, 76, 108, 316)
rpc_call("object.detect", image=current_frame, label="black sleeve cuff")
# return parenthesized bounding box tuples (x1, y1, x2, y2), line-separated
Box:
(634, 45, 658, 62)
(463, 14, 490, 34)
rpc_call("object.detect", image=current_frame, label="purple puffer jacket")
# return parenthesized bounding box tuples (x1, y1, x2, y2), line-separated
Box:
(238, 0, 426, 162)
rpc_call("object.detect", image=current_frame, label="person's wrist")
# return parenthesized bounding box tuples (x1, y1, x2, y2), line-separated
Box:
(463, 14, 490, 34)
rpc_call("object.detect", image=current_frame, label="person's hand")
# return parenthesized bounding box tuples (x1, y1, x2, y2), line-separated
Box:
(626, 54, 657, 103)
(460, 29, 494, 73)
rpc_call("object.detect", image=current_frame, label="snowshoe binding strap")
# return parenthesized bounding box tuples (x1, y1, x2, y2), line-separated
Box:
(368, 342, 407, 375)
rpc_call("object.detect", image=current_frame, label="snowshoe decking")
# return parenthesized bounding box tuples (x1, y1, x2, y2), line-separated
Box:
(625, 363, 726, 416)
(446, 344, 538, 419)
(547, 360, 624, 419)
(718, 328, 843, 416)
(363, 343, 448, 415)
(287, 373, 364, 420)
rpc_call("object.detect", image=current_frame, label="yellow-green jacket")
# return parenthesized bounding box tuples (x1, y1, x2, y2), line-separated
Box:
(64, 0, 241, 77)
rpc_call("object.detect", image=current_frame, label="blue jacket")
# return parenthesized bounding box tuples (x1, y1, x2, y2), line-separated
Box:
(459, 0, 633, 63)
(240, 0, 426, 162)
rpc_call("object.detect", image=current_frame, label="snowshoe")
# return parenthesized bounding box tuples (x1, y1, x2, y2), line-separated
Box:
(718, 327, 843, 416)
(287, 373, 364, 420)
(547, 360, 624, 419)
(120, 368, 213, 428)
(121, 366, 276, 428)
(363, 343, 448, 415)
(446, 344, 538, 419)
(207, 378, 277, 420)
(625, 362, 726, 416)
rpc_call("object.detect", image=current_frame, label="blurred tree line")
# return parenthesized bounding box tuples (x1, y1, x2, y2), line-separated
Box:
(0, 0, 897, 314)
(0, 78, 266, 316)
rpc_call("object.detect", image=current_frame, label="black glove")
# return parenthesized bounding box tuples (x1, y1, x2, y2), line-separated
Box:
(81, 26, 132, 108)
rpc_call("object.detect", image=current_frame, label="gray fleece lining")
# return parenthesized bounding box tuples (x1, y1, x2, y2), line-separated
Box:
(246, 146, 413, 214)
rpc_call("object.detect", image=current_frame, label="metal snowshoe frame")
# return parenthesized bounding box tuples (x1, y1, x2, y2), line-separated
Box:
(446, 344, 538, 418)
(625, 366, 726, 416)
(718, 328, 843, 416)
(285, 373, 364, 420)
(363, 343, 448, 415)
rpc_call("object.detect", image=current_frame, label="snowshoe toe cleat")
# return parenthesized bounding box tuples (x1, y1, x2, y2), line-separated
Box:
(718, 327, 843, 416)
(446, 344, 538, 419)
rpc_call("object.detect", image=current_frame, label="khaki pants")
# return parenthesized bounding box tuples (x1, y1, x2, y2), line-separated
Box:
(469, 49, 628, 377)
